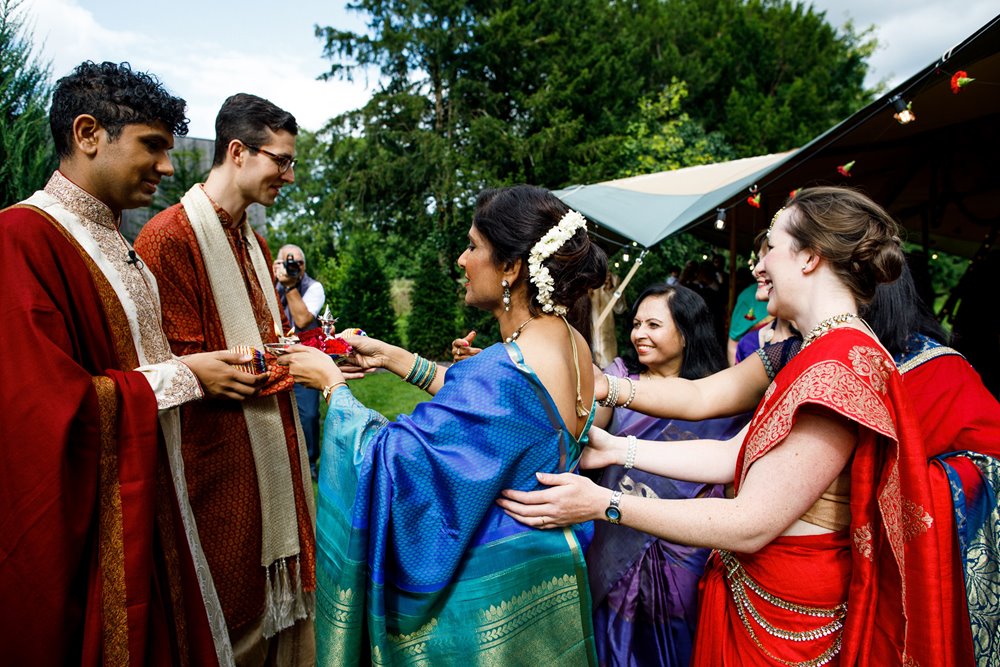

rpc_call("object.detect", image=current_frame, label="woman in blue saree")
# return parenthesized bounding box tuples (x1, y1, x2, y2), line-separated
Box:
(281, 185, 607, 664)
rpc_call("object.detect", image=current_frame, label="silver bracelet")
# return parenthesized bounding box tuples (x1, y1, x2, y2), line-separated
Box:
(620, 376, 637, 409)
(624, 434, 637, 472)
(598, 373, 619, 408)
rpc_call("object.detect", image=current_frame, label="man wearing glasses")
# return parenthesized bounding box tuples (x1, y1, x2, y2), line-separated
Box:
(135, 93, 316, 664)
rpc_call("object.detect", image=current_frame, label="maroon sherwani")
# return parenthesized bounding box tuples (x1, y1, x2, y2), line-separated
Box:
(134, 193, 316, 647)
(0, 174, 224, 666)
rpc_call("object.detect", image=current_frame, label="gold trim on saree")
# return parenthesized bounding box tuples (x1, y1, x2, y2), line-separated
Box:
(719, 550, 846, 667)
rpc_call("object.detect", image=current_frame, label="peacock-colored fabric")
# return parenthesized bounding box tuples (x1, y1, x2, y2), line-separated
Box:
(315, 343, 597, 665)
(934, 452, 1000, 666)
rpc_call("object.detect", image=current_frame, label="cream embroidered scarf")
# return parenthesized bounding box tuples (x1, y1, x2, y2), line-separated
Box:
(181, 184, 314, 637)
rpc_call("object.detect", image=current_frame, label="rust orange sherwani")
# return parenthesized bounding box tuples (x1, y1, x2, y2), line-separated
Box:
(134, 194, 316, 646)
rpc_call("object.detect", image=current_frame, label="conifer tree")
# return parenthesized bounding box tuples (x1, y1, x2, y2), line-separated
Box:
(407, 236, 459, 360)
(326, 231, 398, 344)
(0, 0, 55, 205)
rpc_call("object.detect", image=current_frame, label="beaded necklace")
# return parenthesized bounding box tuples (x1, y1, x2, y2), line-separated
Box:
(801, 313, 857, 348)
(504, 315, 537, 343)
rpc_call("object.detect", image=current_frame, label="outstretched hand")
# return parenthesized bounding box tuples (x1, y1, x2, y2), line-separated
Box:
(183, 350, 268, 400)
(338, 333, 392, 372)
(451, 330, 482, 362)
(277, 344, 343, 390)
(496, 472, 606, 529)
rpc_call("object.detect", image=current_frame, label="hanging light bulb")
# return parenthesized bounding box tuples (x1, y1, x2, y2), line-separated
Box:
(623, 252, 630, 262)
(715, 208, 727, 231)
(890, 94, 916, 125)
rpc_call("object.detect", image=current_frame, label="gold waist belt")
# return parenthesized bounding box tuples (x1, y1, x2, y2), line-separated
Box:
(719, 550, 847, 667)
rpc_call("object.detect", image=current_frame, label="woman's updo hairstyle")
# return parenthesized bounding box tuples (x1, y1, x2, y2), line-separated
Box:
(784, 186, 905, 304)
(473, 185, 608, 315)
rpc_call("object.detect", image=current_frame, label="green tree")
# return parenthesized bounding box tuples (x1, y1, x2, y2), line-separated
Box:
(0, 0, 55, 205)
(150, 148, 208, 213)
(324, 230, 398, 343)
(267, 129, 342, 263)
(406, 235, 460, 359)
(650, 0, 878, 155)
(618, 79, 735, 176)
(296, 0, 878, 339)
(313, 0, 678, 268)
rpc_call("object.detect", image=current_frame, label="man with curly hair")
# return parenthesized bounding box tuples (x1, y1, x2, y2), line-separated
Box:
(136, 94, 316, 665)
(0, 61, 264, 666)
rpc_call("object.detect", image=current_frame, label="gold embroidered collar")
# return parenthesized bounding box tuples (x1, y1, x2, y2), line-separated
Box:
(44, 171, 119, 230)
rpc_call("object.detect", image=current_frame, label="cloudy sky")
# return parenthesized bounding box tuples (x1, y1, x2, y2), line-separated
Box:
(23, 0, 999, 139)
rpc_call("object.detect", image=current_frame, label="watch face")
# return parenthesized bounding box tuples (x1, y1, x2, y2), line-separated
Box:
(605, 506, 622, 523)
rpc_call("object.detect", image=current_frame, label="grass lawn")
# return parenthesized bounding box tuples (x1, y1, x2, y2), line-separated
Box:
(318, 369, 430, 423)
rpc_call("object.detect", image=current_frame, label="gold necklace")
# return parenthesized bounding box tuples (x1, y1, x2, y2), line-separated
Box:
(801, 313, 857, 348)
(504, 315, 537, 343)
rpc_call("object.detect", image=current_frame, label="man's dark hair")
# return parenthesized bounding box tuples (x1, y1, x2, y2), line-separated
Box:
(50, 61, 188, 158)
(213, 93, 298, 166)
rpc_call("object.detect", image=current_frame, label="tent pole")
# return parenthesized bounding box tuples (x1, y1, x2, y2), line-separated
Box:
(597, 250, 647, 327)
(728, 209, 738, 322)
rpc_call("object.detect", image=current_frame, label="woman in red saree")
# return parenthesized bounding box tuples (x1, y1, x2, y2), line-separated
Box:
(500, 186, 972, 665)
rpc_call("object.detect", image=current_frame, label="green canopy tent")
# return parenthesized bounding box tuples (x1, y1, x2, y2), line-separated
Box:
(556, 13, 1000, 327)
(554, 151, 796, 325)
(559, 14, 999, 257)
(554, 151, 795, 248)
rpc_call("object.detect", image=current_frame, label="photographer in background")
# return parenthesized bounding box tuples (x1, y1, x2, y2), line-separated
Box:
(274, 243, 326, 480)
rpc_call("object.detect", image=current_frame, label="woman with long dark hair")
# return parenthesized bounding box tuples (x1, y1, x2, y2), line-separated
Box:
(280, 185, 607, 664)
(588, 283, 748, 666)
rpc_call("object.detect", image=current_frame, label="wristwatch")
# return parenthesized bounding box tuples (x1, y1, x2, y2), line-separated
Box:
(605, 490, 623, 525)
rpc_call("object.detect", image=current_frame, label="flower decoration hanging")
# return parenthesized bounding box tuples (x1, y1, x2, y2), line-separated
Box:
(950, 70, 975, 94)
(837, 160, 855, 178)
(746, 185, 761, 209)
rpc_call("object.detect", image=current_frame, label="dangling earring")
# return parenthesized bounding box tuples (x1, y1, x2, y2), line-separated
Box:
(502, 279, 511, 311)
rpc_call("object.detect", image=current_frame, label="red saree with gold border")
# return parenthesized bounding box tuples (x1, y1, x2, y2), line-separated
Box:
(692, 328, 970, 666)
(0, 205, 219, 666)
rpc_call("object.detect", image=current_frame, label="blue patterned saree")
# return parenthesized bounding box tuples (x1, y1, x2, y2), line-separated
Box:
(315, 343, 597, 665)
(933, 452, 1000, 666)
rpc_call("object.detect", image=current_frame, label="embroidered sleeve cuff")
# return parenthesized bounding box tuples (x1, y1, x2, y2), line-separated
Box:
(137, 357, 204, 410)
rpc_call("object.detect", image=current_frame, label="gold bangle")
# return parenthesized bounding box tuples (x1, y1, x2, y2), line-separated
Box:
(404, 354, 421, 383)
(322, 381, 347, 402)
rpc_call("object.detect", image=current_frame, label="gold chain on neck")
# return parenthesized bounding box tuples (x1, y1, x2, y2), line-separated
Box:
(504, 315, 537, 343)
(801, 313, 858, 348)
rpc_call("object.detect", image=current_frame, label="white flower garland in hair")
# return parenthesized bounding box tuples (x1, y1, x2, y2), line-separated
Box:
(527, 209, 588, 316)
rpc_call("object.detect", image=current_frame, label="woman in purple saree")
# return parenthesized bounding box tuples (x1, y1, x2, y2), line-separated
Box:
(589, 284, 749, 666)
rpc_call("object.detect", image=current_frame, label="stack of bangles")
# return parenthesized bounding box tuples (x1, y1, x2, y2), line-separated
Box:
(598, 373, 637, 409)
(405, 353, 438, 392)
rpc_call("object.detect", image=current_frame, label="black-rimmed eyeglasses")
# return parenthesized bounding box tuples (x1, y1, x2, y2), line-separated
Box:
(243, 143, 297, 174)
